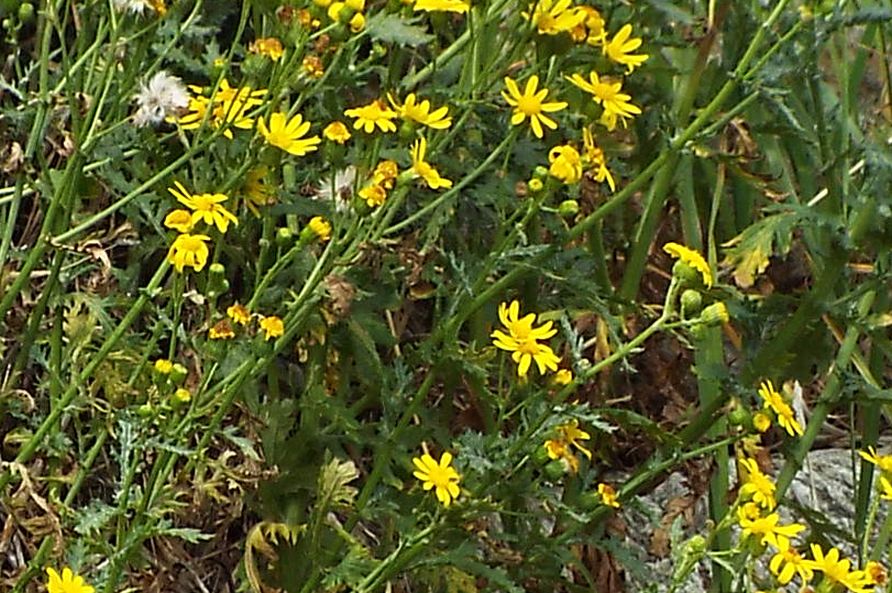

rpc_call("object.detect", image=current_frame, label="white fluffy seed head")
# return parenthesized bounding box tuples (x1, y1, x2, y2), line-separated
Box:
(133, 71, 190, 127)
(112, 0, 150, 14)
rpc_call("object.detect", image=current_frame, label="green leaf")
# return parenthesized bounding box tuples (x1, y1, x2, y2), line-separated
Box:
(721, 211, 800, 288)
(366, 13, 434, 48)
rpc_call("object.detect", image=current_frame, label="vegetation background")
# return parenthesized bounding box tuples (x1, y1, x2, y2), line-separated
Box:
(1, 0, 892, 592)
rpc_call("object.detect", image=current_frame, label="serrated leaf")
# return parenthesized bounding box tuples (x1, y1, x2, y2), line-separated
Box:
(317, 457, 360, 512)
(721, 212, 800, 288)
(366, 13, 434, 48)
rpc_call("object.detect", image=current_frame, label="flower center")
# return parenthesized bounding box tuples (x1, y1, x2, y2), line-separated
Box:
(191, 194, 218, 212)
(516, 95, 542, 116)
(425, 465, 453, 489)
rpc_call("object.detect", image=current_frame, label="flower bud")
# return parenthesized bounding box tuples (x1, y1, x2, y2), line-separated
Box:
(544, 459, 566, 481)
(726, 400, 750, 428)
(700, 302, 730, 327)
(680, 289, 702, 317)
(276, 227, 294, 247)
(170, 363, 188, 385)
(672, 260, 702, 287)
(171, 387, 191, 409)
(558, 200, 580, 218)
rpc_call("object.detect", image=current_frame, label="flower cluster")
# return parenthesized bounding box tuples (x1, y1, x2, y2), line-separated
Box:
(359, 160, 399, 208)
(544, 419, 591, 473)
(491, 300, 561, 378)
(207, 302, 284, 342)
(757, 380, 804, 437)
(171, 79, 267, 139)
(163, 181, 237, 273)
(308, 0, 367, 33)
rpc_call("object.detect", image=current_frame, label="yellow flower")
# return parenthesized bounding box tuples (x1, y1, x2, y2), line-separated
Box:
(805, 545, 873, 593)
(880, 476, 892, 501)
(46, 567, 95, 593)
(168, 181, 238, 234)
(243, 166, 276, 217)
(554, 368, 573, 385)
(249, 37, 285, 61)
(388, 93, 452, 130)
(323, 121, 352, 144)
(582, 127, 615, 192)
(577, 6, 606, 46)
(148, 0, 167, 15)
(544, 438, 578, 473)
(662, 242, 713, 288)
(523, 0, 585, 35)
(373, 160, 399, 188)
(173, 387, 191, 404)
(349, 12, 365, 33)
(308, 216, 332, 242)
(359, 183, 387, 207)
(163, 209, 194, 233)
(738, 457, 777, 510)
(867, 561, 888, 587)
(769, 540, 814, 586)
(411, 137, 452, 189)
(859, 446, 892, 474)
(548, 144, 582, 184)
(753, 411, 771, 433)
(603, 24, 649, 73)
(167, 233, 211, 273)
(737, 505, 804, 549)
(302, 55, 325, 78)
(258, 112, 321, 157)
(227, 303, 251, 326)
(259, 315, 284, 340)
(170, 95, 210, 130)
(757, 380, 804, 437)
(502, 75, 567, 139)
(209, 319, 235, 340)
(491, 300, 560, 377)
(597, 483, 620, 508)
(412, 449, 461, 506)
(566, 71, 641, 131)
(413, 0, 470, 13)
(345, 99, 398, 134)
(545, 419, 590, 473)
(154, 359, 173, 374)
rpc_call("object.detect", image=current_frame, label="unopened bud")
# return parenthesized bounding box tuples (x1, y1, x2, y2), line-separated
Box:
(558, 199, 579, 218)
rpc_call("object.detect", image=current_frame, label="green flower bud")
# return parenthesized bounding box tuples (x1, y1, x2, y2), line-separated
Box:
(532, 444, 550, 465)
(672, 260, 702, 287)
(579, 491, 601, 511)
(700, 302, 730, 327)
(276, 227, 294, 247)
(170, 363, 188, 385)
(398, 120, 417, 143)
(18, 2, 34, 22)
(137, 402, 154, 418)
(558, 199, 579, 218)
(726, 400, 750, 428)
(680, 289, 703, 318)
(207, 263, 229, 298)
(544, 459, 566, 481)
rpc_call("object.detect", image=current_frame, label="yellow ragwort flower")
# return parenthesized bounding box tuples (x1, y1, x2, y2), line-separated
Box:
(308, 216, 332, 242)
(860, 446, 892, 474)
(603, 24, 649, 73)
(227, 303, 251, 326)
(412, 449, 461, 506)
(413, 0, 470, 13)
(46, 567, 95, 593)
(583, 127, 615, 192)
(866, 561, 888, 587)
(167, 233, 211, 273)
(769, 540, 814, 586)
(738, 457, 777, 510)
(662, 242, 713, 288)
(345, 99, 398, 134)
(388, 93, 452, 130)
(323, 121, 352, 144)
(566, 71, 641, 131)
(758, 380, 804, 437)
(209, 319, 235, 340)
(243, 166, 276, 217)
(373, 160, 399, 189)
(168, 181, 238, 234)
(805, 545, 873, 593)
(597, 483, 620, 508)
(737, 504, 804, 549)
(502, 75, 567, 139)
(553, 368, 573, 385)
(259, 315, 284, 340)
(411, 137, 452, 190)
(249, 37, 285, 61)
(154, 359, 173, 374)
(491, 300, 560, 377)
(173, 387, 191, 404)
(258, 112, 321, 157)
(548, 144, 582, 184)
(163, 209, 194, 233)
(359, 183, 387, 208)
(523, 0, 585, 35)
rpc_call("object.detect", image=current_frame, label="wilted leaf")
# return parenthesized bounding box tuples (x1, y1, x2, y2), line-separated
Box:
(316, 457, 360, 512)
(721, 212, 799, 288)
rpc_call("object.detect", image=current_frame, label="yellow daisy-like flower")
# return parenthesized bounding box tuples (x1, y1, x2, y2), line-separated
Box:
(411, 137, 452, 190)
(412, 449, 461, 507)
(227, 303, 251, 326)
(413, 0, 470, 13)
(879, 476, 892, 501)
(173, 387, 191, 404)
(323, 121, 352, 144)
(805, 545, 873, 593)
(522, 0, 585, 36)
(167, 233, 211, 273)
(373, 160, 399, 189)
(557, 419, 591, 459)
(737, 505, 805, 549)
(582, 127, 615, 192)
(259, 315, 285, 341)
(168, 181, 238, 234)
(866, 560, 888, 586)
(388, 93, 452, 130)
(308, 216, 332, 242)
(769, 540, 814, 586)
(544, 438, 578, 473)
(603, 24, 649, 73)
(566, 71, 641, 131)
(553, 368, 573, 385)
(753, 411, 771, 433)
(46, 567, 95, 593)
(345, 99, 398, 134)
(163, 209, 194, 233)
(359, 183, 387, 208)
(860, 446, 892, 474)
(502, 75, 567, 139)
(597, 483, 620, 508)
(738, 457, 777, 510)
(662, 242, 713, 288)
(258, 112, 321, 157)
(249, 37, 285, 61)
(243, 166, 276, 217)
(154, 359, 173, 374)
(548, 144, 582, 185)
(208, 319, 235, 340)
(491, 300, 560, 377)
(757, 380, 804, 437)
